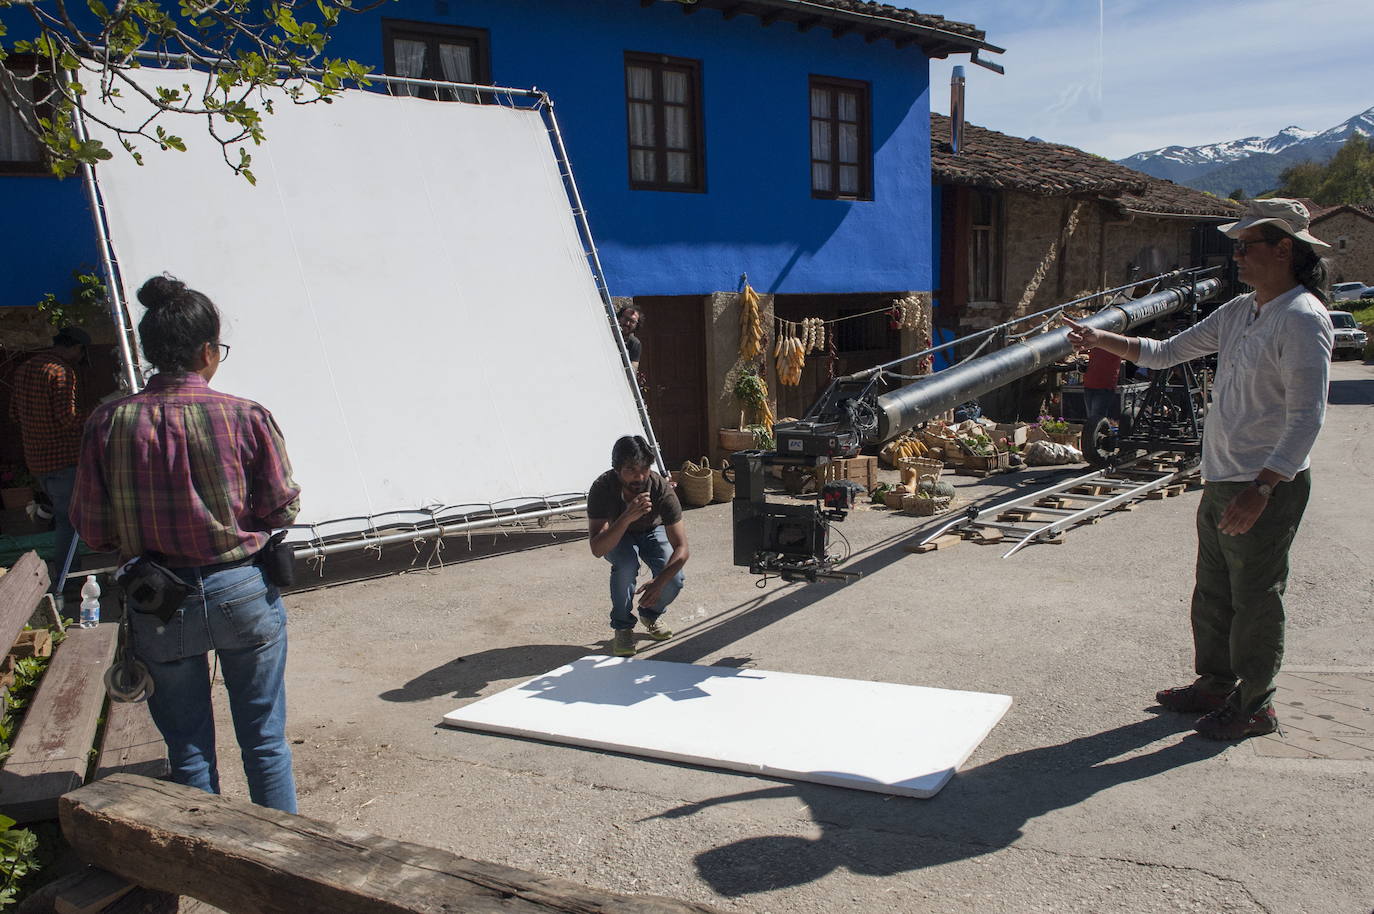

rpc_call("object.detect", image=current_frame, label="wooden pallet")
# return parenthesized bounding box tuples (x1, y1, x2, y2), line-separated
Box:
(0, 551, 168, 824)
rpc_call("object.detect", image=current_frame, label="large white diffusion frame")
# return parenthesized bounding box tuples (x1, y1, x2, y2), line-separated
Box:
(78, 66, 651, 550)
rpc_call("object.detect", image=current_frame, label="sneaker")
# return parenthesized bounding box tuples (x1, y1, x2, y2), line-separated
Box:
(1193, 705, 1278, 741)
(611, 629, 636, 657)
(1156, 683, 1230, 713)
(639, 613, 673, 641)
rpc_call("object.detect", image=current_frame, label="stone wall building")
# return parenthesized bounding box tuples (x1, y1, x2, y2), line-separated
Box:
(929, 114, 1241, 335)
(1310, 204, 1374, 285)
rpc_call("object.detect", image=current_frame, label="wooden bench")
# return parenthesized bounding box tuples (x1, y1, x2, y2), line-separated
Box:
(58, 774, 725, 914)
(0, 551, 168, 824)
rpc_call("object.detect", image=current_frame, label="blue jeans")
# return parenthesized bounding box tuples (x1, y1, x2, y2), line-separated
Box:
(38, 465, 80, 590)
(605, 525, 684, 630)
(1083, 388, 1120, 421)
(130, 563, 297, 813)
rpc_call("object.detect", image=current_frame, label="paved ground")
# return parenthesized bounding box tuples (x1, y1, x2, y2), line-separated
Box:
(213, 360, 1373, 914)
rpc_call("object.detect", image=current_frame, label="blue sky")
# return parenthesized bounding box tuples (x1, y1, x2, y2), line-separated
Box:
(925, 0, 1374, 160)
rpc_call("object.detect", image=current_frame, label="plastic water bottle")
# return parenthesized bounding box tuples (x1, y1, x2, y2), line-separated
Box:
(80, 575, 100, 629)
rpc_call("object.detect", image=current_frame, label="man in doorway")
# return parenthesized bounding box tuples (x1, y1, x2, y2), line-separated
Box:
(587, 435, 689, 657)
(1065, 198, 1333, 740)
(8, 326, 92, 588)
(617, 306, 643, 374)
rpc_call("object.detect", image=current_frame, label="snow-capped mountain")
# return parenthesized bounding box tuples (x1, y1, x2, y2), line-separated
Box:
(1117, 107, 1373, 195)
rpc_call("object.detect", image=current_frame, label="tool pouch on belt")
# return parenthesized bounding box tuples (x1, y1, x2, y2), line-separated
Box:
(115, 556, 191, 625)
(258, 530, 295, 589)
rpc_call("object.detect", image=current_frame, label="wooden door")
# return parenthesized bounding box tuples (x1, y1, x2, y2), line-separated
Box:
(634, 296, 708, 466)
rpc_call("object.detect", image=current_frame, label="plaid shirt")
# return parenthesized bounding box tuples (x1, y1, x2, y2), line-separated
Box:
(72, 372, 301, 566)
(7, 350, 87, 475)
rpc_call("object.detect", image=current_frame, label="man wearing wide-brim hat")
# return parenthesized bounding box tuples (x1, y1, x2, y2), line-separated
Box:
(1064, 198, 1334, 740)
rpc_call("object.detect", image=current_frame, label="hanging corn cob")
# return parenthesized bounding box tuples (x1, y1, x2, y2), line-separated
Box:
(777, 334, 806, 386)
(739, 283, 764, 360)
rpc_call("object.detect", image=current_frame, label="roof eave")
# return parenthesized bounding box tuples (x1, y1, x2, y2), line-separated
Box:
(656, 0, 1004, 58)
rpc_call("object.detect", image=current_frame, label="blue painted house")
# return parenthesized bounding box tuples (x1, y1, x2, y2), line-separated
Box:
(0, 0, 998, 462)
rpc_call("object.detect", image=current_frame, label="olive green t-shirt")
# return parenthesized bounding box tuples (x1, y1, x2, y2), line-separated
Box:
(586, 469, 683, 535)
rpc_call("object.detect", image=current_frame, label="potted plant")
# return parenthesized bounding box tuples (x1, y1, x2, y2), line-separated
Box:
(1, 466, 36, 512)
(721, 367, 774, 451)
(1037, 415, 1081, 448)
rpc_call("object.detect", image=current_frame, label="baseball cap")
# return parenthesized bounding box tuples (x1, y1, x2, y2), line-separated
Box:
(52, 327, 93, 347)
(1218, 198, 1330, 251)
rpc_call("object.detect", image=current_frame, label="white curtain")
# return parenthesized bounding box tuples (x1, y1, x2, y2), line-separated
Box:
(626, 65, 655, 182)
(0, 75, 41, 162)
(438, 43, 478, 103)
(392, 39, 427, 98)
(662, 70, 690, 184)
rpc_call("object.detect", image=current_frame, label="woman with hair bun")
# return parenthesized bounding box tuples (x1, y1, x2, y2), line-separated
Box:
(72, 273, 302, 813)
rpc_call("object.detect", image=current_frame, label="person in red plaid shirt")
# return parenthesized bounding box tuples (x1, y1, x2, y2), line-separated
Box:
(72, 274, 302, 813)
(8, 326, 92, 588)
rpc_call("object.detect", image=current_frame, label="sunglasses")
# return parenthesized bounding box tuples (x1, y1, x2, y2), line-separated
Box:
(1232, 238, 1277, 255)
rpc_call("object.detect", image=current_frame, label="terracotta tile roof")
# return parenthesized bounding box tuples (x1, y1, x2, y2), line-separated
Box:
(1114, 183, 1243, 220)
(931, 114, 1149, 196)
(930, 113, 1244, 218)
(814, 1, 985, 40)
(1310, 203, 1374, 223)
(663, 1, 996, 56)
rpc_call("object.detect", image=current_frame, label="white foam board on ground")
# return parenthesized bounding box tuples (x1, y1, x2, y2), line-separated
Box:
(443, 655, 1012, 798)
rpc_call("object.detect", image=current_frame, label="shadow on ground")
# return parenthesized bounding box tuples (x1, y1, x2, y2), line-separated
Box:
(649, 714, 1228, 896)
(379, 643, 599, 702)
(285, 526, 587, 595)
(1327, 376, 1374, 406)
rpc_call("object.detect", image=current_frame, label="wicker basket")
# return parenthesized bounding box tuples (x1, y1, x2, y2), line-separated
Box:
(902, 493, 952, 516)
(679, 458, 714, 508)
(898, 456, 943, 481)
(710, 460, 735, 503)
(718, 428, 757, 452)
(903, 476, 953, 516)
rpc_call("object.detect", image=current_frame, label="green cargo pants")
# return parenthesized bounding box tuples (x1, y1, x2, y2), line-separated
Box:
(1190, 470, 1311, 714)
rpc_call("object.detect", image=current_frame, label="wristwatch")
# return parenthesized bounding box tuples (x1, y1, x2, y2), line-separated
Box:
(1252, 480, 1274, 498)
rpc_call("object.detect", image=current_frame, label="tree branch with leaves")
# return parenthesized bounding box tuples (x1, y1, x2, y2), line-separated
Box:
(0, 0, 383, 182)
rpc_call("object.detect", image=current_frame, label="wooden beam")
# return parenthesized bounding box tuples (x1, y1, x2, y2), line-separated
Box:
(0, 623, 119, 823)
(720, 3, 744, 20)
(795, 16, 820, 32)
(830, 23, 854, 39)
(61, 775, 727, 914)
(0, 551, 49, 656)
(52, 866, 136, 914)
(95, 698, 169, 782)
(759, 9, 784, 26)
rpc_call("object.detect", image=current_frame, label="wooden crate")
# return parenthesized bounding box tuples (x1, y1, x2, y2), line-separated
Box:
(0, 551, 168, 824)
(815, 455, 877, 491)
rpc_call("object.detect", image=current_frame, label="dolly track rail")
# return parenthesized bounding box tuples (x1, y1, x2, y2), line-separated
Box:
(918, 454, 1197, 557)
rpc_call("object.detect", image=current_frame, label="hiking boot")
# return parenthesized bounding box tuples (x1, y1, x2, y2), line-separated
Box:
(611, 629, 636, 657)
(1193, 705, 1278, 741)
(1156, 683, 1230, 713)
(639, 613, 673, 641)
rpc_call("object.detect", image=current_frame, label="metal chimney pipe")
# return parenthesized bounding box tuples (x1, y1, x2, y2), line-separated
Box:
(871, 278, 1221, 439)
(950, 65, 966, 154)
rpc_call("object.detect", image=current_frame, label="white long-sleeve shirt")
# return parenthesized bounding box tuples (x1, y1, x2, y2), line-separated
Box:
(1135, 285, 1333, 483)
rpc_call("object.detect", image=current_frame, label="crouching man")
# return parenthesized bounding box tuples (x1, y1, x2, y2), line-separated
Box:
(587, 436, 688, 657)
